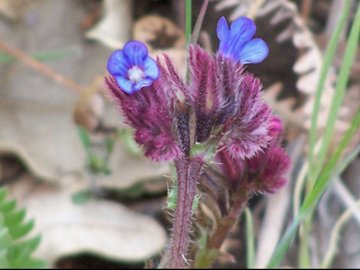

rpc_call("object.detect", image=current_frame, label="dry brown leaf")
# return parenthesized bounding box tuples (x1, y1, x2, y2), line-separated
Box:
(152, 49, 187, 81)
(0, 86, 169, 191)
(73, 77, 105, 131)
(99, 143, 169, 191)
(0, 0, 171, 192)
(133, 15, 186, 50)
(262, 83, 304, 128)
(86, 0, 133, 49)
(133, 15, 187, 81)
(0, 96, 84, 181)
(0, 0, 33, 19)
(8, 177, 166, 265)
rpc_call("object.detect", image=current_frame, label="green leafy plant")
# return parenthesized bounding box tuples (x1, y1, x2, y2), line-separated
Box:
(0, 188, 46, 268)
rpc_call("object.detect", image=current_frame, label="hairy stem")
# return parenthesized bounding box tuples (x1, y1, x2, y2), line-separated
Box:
(195, 189, 249, 268)
(211, 189, 248, 248)
(168, 157, 203, 268)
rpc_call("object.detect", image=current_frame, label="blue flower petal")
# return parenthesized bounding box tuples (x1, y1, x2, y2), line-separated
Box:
(107, 50, 128, 76)
(238, 38, 269, 64)
(143, 57, 159, 80)
(227, 16, 256, 56)
(230, 16, 256, 39)
(115, 76, 135, 94)
(217, 16, 230, 53)
(133, 78, 153, 91)
(123, 41, 148, 66)
(217, 16, 229, 41)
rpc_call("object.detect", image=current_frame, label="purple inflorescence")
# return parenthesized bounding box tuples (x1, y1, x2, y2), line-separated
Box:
(105, 16, 290, 268)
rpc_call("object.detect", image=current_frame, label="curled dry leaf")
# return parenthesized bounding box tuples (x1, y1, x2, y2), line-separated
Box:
(0, 0, 33, 19)
(133, 15, 186, 50)
(73, 77, 105, 132)
(152, 48, 187, 80)
(99, 143, 169, 191)
(133, 15, 187, 79)
(262, 82, 303, 128)
(86, 0, 133, 49)
(8, 177, 167, 265)
(0, 0, 169, 192)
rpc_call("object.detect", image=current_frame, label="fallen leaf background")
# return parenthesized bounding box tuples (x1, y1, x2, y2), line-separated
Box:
(8, 177, 167, 265)
(0, 0, 170, 267)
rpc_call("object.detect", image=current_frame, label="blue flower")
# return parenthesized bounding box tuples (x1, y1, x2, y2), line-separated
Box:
(217, 16, 269, 64)
(107, 40, 159, 94)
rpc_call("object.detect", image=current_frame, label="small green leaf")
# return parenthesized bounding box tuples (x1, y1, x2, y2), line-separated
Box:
(23, 258, 48, 269)
(72, 190, 92, 205)
(10, 220, 34, 240)
(78, 126, 92, 153)
(0, 189, 7, 202)
(167, 186, 178, 211)
(9, 236, 41, 268)
(0, 199, 17, 213)
(4, 209, 26, 227)
(192, 193, 200, 213)
(105, 137, 116, 153)
(0, 228, 11, 251)
(118, 128, 142, 156)
(0, 250, 9, 268)
(0, 187, 46, 267)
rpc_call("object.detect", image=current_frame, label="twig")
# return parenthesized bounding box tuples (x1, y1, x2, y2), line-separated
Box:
(321, 200, 360, 268)
(332, 178, 360, 227)
(301, 0, 312, 23)
(0, 41, 84, 93)
(190, 0, 209, 45)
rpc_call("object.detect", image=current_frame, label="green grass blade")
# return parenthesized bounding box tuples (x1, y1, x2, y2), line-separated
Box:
(266, 216, 302, 268)
(302, 109, 360, 212)
(313, 3, 360, 180)
(268, 4, 360, 265)
(267, 109, 360, 268)
(245, 208, 255, 268)
(308, 1, 351, 182)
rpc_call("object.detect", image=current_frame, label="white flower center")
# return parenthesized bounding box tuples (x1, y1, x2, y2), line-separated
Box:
(128, 66, 144, 82)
